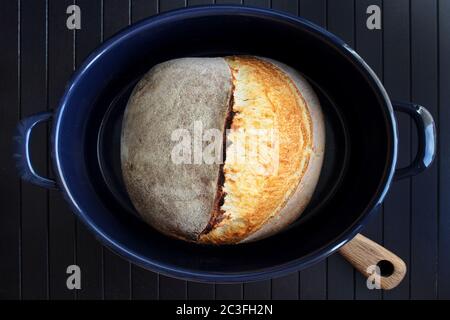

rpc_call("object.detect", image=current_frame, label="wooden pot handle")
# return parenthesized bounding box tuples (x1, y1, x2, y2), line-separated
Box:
(338, 234, 407, 290)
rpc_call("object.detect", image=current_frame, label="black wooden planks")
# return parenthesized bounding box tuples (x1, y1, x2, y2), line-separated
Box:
(131, 265, 159, 300)
(160, 0, 186, 13)
(188, 281, 215, 300)
(300, 0, 326, 27)
(131, 0, 158, 23)
(271, 0, 298, 15)
(271, 275, 298, 300)
(47, 0, 77, 300)
(0, 0, 21, 300)
(383, 0, 412, 300)
(243, 0, 269, 8)
(410, 0, 439, 300)
(438, 0, 450, 300)
(159, 275, 188, 300)
(243, 280, 271, 300)
(1, 0, 449, 300)
(188, 0, 213, 6)
(19, 0, 49, 300)
(215, 0, 242, 4)
(215, 283, 243, 300)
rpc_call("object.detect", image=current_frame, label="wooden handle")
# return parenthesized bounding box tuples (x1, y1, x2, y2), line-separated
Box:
(338, 234, 407, 290)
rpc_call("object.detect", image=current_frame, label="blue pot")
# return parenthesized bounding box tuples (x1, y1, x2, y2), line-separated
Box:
(13, 6, 436, 282)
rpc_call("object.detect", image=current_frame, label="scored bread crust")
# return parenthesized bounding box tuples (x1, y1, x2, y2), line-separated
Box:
(121, 56, 325, 244)
(199, 56, 324, 244)
(241, 58, 325, 243)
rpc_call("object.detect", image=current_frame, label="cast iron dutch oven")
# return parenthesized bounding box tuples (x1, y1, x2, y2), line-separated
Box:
(14, 6, 436, 282)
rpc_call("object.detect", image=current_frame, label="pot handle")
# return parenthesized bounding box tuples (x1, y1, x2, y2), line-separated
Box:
(393, 101, 436, 180)
(339, 234, 407, 290)
(13, 111, 58, 189)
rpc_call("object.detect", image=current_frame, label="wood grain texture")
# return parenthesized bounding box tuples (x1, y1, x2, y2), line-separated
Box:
(339, 234, 407, 290)
(383, 0, 412, 300)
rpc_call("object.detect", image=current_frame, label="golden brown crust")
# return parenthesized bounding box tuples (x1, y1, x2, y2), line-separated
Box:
(122, 56, 324, 244)
(199, 56, 321, 244)
(241, 58, 325, 242)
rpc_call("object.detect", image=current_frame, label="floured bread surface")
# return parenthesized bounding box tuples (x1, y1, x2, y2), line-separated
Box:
(121, 58, 233, 241)
(121, 56, 325, 244)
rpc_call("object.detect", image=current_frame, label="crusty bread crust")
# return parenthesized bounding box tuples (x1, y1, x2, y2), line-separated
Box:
(121, 56, 325, 244)
(199, 56, 324, 244)
(241, 58, 325, 243)
(121, 57, 233, 241)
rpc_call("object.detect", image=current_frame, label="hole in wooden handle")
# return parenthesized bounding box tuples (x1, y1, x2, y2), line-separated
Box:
(377, 259, 395, 277)
(338, 234, 407, 290)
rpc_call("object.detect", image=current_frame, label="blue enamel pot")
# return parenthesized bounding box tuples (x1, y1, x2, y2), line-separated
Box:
(13, 6, 436, 282)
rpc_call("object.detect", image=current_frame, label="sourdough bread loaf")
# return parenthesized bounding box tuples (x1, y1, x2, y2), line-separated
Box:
(121, 56, 325, 244)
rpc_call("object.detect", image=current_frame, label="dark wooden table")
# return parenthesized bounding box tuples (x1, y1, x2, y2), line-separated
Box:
(1, 0, 449, 300)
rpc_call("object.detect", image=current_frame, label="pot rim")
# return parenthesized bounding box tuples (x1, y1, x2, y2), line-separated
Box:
(51, 5, 398, 282)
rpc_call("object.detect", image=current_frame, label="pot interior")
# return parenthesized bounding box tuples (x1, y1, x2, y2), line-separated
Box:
(56, 7, 393, 280)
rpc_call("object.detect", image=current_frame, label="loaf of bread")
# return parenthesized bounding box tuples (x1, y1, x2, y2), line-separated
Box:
(121, 56, 325, 244)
